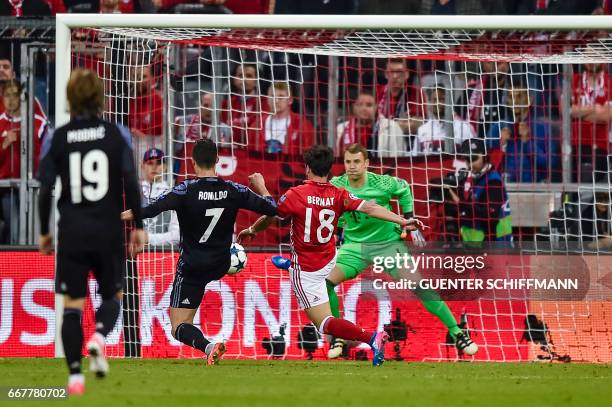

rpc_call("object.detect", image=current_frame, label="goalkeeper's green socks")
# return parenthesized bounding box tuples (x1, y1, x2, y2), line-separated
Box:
(415, 288, 462, 337)
(326, 279, 341, 318)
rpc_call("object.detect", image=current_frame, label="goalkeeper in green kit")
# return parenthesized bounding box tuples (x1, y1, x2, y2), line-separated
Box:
(325, 143, 478, 358)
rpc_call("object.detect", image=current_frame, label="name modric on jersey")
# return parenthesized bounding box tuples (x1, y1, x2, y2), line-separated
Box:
(66, 125, 106, 143)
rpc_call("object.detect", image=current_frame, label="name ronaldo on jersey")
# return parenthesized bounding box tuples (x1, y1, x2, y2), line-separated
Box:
(198, 190, 228, 200)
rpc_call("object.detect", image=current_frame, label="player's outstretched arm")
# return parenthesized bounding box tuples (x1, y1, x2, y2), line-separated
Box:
(387, 175, 423, 239)
(238, 186, 292, 243)
(38, 181, 54, 254)
(237, 173, 277, 216)
(237, 215, 275, 244)
(248, 173, 271, 197)
(389, 175, 414, 216)
(120, 134, 144, 229)
(358, 201, 426, 230)
(121, 186, 182, 222)
(128, 228, 146, 257)
(147, 210, 180, 246)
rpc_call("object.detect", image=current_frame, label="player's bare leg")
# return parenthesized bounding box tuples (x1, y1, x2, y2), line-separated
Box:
(86, 290, 123, 379)
(63, 296, 86, 395)
(170, 307, 225, 365)
(304, 302, 389, 367)
(303, 301, 334, 328)
(273, 249, 391, 365)
(325, 266, 349, 359)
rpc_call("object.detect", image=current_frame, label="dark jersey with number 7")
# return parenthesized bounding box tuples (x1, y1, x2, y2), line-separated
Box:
(142, 177, 277, 275)
(38, 117, 143, 251)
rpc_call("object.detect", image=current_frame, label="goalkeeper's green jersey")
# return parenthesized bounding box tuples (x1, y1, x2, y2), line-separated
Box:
(330, 171, 414, 243)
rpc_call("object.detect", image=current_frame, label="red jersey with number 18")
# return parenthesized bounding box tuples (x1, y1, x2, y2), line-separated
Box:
(277, 180, 364, 272)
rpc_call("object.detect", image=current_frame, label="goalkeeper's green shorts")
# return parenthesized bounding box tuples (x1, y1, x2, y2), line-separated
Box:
(335, 240, 411, 281)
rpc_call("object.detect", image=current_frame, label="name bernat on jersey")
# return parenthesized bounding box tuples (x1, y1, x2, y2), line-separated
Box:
(307, 196, 335, 206)
(67, 126, 106, 143)
(198, 191, 228, 200)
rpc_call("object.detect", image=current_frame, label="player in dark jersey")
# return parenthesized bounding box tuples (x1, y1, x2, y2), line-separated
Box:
(238, 145, 424, 366)
(38, 69, 145, 395)
(121, 138, 277, 365)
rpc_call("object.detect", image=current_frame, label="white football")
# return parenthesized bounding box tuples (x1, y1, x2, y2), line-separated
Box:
(228, 242, 248, 275)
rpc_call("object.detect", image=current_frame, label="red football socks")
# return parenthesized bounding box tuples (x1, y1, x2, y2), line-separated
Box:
(322, 317, 372, 344)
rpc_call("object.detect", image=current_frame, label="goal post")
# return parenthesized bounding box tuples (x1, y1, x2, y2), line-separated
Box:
(53, 13, 612, 362)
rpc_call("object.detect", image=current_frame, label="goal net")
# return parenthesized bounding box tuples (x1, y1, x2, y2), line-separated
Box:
(58, 14, 612, 362)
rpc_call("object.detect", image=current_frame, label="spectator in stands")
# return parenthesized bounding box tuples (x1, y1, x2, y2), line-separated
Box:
(413, 86, 475, 155)
(471, 61, 513, 139)
(0, 80, 47, 174)
(258, 82, 314, 155)
(224, 0, 271, 13)
(0, 56, 47, 121)
(570, 63, 612, 181)
(116, 0, 136, 13)
(0, 0, 56, 15)
(174, 91, 231, 174)
(140, 148, 180, 248)
(510, 0, 603, 14)
(100, 0, 120, 13)
(336, 91, 405, 158)
(420, 0, 507, 14)
(275, 0, 357, 14)
(490, 88, 559, 183)
(153, 0, 232, 13)
(128, 64, 164, 158)
(446, 138, 513, 242)
(376, 58, 423, 137)
(506, 0, 541, 14)
(177, 91, 231, 147)
(55, 0, 134, 13)
(0, 81, 19, 244)
(221, 63, 262, 145)
(359, 0, 420, 14)
(0, 81, 46, 244)
(581, 191, 612, 250)
(503, 121, 549, 183)
(154, 0, 275, 13)
(0, 58, 12, 83)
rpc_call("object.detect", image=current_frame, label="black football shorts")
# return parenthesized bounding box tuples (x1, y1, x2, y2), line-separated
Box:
(169, 257, 227, 309)
(56, 249, 125, 300)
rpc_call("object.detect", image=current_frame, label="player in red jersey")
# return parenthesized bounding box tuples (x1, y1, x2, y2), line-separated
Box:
(238, 145, 424, 366)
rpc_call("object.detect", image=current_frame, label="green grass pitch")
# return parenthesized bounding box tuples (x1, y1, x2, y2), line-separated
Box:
(1, 358, 611, 407)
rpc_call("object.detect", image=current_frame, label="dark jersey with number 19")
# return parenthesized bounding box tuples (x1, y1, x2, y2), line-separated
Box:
(142, 177, 277, 278)
(38, 117, 143, 251)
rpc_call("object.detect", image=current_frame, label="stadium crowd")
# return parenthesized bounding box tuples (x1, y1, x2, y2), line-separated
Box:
(0, 1, 611, 246)
(0, 0, 609, 16)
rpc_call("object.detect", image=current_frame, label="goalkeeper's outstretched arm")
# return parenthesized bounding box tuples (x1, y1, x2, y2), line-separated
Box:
(358, 201, 425, 231)
(390, 176, 414, 216)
